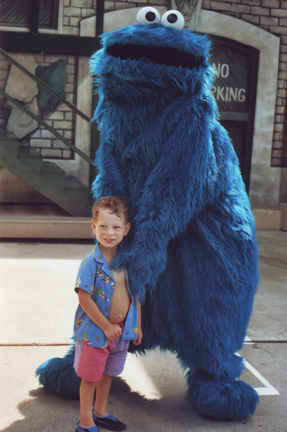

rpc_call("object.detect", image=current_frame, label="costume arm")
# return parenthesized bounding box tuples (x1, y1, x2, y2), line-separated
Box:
(112, 117, 230, 301)
(92, 141, 129, 203)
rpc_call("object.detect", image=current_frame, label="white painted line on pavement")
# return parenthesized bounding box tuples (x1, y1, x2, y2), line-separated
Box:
(242, 335, 280, 395)
(243, 358, 280, 396)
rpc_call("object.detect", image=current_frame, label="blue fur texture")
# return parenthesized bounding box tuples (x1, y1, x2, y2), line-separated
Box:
(36, 344, 81, 399)
(36, 19, 259, 420)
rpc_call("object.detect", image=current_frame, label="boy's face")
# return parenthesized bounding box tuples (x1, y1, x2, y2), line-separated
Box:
(91, 208, 131, 249)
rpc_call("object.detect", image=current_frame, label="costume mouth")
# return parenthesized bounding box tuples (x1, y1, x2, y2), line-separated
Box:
(107, 43, 202, 69)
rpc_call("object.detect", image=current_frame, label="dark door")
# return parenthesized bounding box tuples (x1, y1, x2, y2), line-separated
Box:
(209, 36, 259, 193)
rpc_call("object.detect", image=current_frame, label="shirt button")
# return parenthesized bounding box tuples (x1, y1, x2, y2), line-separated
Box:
(106, 312, 108, 316)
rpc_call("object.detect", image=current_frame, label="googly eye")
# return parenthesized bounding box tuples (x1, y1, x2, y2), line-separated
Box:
(137, 7, 161, 26)
(161, 10, 184, 31)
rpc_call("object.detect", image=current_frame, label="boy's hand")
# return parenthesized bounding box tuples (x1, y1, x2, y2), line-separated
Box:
(133, 327, 143, 346)
(104, 323, 122, 341)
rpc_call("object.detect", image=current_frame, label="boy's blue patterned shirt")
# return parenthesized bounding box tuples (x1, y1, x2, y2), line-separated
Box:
(73, 242, 138, 349)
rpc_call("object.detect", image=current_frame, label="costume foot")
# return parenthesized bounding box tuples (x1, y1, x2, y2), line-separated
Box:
(76, 420, 99, 432)
(187, 370, 259, 420)
(36, 344, 81, 399)
(93, 413, 126, 431)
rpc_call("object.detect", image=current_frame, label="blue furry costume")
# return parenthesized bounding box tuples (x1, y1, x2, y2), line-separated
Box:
(36, 8, 259, 420)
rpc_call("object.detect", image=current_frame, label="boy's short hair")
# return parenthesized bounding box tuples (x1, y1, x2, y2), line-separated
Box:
(92, 196, 130, 224)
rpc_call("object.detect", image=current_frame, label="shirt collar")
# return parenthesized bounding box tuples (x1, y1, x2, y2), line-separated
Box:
(92, 242, 114, 279)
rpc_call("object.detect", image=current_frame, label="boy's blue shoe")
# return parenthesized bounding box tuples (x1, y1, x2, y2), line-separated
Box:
(93, 413, 126, 431)
(76, 420, 99, 432)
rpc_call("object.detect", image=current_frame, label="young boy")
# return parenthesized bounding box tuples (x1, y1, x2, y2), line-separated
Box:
(73, 196, 143, 432)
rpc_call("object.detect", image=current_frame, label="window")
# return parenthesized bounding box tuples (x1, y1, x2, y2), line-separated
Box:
(39, 0, 59, 30)
(0, 0, 59, 30)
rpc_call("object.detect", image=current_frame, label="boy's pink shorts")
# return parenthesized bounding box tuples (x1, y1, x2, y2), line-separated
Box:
(74, 335, 129, 382)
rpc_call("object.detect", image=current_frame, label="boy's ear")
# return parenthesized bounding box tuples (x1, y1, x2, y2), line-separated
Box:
(124, 222, 131, 236)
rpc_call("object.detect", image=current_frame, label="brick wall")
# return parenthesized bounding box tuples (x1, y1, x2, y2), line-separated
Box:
(0, 0, 170, 161)
(0, 53, 77, 160)
(44, 0, 287, 166)
(63, 0, 96, 35)
(26, 54, 77, 160)
(201, 0, 287, 166)
(59, 0, 287, 167)
(0, 0, 286, 165)
(62, 0, 169, 35)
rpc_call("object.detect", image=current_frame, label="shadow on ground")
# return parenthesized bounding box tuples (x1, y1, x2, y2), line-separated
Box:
(3, 375, 259, 432)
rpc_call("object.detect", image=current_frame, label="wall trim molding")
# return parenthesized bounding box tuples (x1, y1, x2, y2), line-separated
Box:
(196, 10, 280, 207)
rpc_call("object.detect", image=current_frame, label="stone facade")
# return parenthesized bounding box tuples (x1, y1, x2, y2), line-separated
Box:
(0, 53, 77, 160)
(0, 0, 169, 161)
(1, 0, 286, 165)
(25, 54, 77, 160)
(62, 0, 170, 35)
(200, 0, 287, 167)
(0, 0, 286, 207)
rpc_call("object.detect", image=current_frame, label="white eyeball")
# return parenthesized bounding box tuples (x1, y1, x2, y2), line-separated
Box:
(137, 7, 161, 26)
(161, 10, 184, 30)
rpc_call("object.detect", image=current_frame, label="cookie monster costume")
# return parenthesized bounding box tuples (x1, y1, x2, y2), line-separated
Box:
(36, 7, 260, 420)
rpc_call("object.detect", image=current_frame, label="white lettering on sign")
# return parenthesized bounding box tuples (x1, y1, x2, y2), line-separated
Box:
(211, 86, 246, 103)
(229, 87, 237, 101)
(238, 88, 246, 102)
(212, 63, 230, 78)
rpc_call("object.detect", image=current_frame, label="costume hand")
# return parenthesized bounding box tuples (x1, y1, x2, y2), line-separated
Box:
(112, 239, 166, 303)
(133, 327, 143, 346)
(104, 323, 122, 342)
(111, 246, 136, 271)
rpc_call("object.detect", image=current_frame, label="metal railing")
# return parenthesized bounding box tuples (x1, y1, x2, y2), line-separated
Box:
(0, 47, 96, 167)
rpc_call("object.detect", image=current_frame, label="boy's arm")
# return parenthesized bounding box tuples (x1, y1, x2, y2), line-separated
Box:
(133, 296, 143, 346)
(78, 289, 122, 341)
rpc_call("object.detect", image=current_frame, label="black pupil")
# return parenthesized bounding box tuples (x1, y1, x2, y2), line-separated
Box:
(167, 13, 178, 24)
(146, 11, 156, 22)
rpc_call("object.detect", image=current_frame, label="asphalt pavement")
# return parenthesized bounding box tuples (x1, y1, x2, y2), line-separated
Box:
(0, 230, 286, 432)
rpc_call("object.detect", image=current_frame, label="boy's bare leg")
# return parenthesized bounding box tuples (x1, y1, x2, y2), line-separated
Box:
(94, 374, 113, 417)
(80, 379, 98, 428)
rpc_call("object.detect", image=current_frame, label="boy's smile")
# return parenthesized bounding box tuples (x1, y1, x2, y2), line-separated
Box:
(91, 208, 130, 253)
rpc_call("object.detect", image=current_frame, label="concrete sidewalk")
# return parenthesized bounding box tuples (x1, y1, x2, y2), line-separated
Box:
(0, 231, 286, 432)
